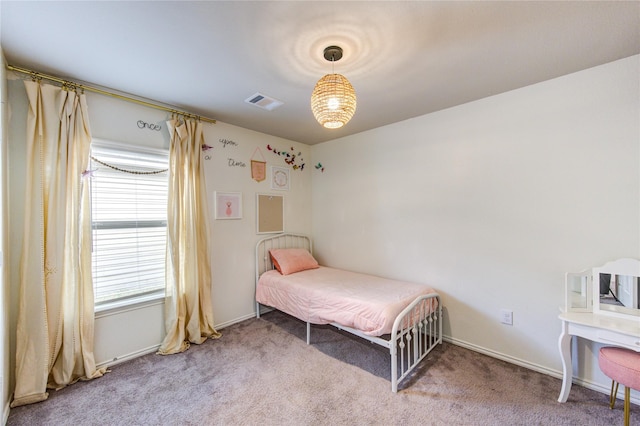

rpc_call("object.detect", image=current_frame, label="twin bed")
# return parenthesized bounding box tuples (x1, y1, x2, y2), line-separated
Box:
(255, 233, 442, 392)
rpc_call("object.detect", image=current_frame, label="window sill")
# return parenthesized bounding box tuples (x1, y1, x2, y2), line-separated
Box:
(95, 292, 165, 318)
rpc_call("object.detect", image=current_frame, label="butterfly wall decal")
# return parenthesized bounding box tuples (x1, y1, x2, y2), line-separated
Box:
(267, 144, 305, 171)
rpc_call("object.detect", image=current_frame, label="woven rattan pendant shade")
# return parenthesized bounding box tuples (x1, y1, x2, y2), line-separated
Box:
(310, 46, 357, 129)
(311, 73, 357, 129)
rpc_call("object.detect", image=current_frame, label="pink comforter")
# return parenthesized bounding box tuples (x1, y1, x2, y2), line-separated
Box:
(256, 266, 437, 336)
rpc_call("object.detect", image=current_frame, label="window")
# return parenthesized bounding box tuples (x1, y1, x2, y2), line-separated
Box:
(90, 140, 169, 308)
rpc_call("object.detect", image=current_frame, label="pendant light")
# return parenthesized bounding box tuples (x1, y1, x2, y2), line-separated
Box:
(310, 46, 357, 129)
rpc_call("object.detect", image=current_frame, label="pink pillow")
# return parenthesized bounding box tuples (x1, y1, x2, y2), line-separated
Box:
(269, 248, 319, 275)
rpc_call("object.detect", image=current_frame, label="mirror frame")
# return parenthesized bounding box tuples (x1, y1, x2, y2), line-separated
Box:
(592, 258, 640, 319)
(564, 270, 592, 312)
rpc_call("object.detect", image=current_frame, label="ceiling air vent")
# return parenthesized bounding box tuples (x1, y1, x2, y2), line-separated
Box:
(244, 92, 283, 111)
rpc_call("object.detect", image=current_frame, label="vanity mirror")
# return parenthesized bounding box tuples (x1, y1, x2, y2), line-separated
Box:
(564, 270, 591, 312)
(592, 258, 640, 318)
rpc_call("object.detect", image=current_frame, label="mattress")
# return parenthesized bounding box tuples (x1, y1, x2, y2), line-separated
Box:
(256, 266, 437, 336)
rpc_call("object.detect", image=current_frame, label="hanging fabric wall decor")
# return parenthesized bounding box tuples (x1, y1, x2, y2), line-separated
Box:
(251, 147, 266, 182)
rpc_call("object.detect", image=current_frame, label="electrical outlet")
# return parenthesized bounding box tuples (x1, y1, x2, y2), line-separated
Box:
(500, 309, 513, 325)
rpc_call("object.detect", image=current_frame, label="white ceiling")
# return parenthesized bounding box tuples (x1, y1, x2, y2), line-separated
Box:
(1, 1, 638, 145)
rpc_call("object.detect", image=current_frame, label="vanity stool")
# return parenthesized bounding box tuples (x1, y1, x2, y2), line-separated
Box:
(599, 346, 640, 426)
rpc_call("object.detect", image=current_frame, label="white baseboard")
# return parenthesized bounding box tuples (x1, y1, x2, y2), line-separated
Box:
(3, 398, 9, 425)
(215, 312, 258, 330)
(443, 335, 640, 406)
(95, 313, 257, 370)
(443, 336, 560, 377)
(96, 345, 160, 370)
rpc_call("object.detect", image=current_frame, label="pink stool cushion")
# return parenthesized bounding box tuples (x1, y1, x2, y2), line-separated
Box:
(599, 346, 640, 390)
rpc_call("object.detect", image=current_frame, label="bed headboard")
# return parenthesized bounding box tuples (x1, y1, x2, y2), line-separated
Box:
(255, 233, 312, 281)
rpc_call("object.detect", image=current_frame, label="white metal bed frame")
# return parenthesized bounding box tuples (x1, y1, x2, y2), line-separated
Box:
(255, 233, 443, 392)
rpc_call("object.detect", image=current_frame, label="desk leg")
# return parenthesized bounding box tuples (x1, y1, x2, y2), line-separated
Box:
(558, 323, 572, 403)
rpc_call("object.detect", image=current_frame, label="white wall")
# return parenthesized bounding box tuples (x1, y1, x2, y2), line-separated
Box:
(311, 56, 639, 393)
(6, 78, 312, 371)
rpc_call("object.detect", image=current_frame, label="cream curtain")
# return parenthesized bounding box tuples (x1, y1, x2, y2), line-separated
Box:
(12, 81, 105, 407)
(158, 118, 221, 355)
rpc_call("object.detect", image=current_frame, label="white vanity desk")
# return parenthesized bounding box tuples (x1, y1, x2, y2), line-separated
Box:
(557, 310, 640, 402)
(558, 258, 640, 403)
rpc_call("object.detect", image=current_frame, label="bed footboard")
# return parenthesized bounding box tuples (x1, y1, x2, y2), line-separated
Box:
(390, 293, 442, 392)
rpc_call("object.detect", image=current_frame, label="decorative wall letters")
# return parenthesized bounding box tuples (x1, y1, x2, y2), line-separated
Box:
(137, 120, 161, 131)
(219, 138, 238, 148)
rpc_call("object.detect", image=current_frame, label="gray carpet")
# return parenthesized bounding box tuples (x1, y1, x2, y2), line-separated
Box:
(6, 311, 631, 425)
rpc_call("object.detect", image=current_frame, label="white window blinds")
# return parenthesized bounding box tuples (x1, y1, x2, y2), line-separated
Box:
(90, 141, 169, 307)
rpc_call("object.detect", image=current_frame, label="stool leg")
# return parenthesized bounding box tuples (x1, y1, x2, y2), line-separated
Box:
(610, 380, 619, 409)
(624, 386, 630, 426)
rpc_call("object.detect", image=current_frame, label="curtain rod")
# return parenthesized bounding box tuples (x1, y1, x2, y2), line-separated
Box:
(6, 64, 216, 124)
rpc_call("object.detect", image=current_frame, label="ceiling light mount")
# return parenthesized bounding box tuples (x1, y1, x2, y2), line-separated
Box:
(323, 46, 343, 62)
(311, 45, 357, 129)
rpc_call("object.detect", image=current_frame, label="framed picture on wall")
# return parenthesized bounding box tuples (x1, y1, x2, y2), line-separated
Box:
(256, 193, 284, 234)
(270, 166, 290, 191)
(214, 191, 243, 220)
